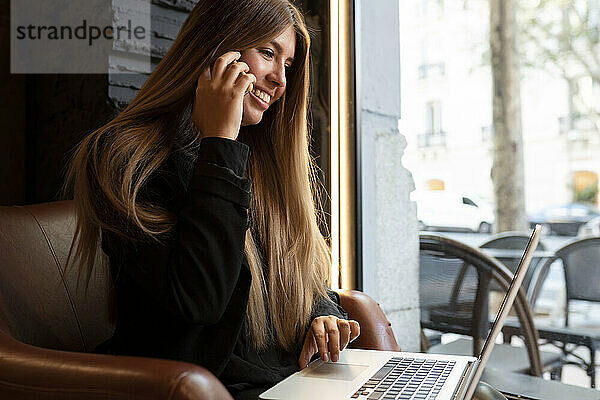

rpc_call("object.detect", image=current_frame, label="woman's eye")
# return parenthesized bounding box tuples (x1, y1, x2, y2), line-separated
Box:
(261, 49, 275, 58)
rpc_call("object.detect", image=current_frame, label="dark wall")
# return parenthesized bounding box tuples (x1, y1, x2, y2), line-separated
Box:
(0, 0, 26, 205)
(0, 0, 115, 205)
(0, 0, 330, 209)
(23, 76, 115, 203)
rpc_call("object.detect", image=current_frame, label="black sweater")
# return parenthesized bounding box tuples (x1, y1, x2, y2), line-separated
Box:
(97, 135, 346, 396)
(99, 137, 253, 376)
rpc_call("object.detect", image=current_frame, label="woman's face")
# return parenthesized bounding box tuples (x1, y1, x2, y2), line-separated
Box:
(239, 26, 296, 126)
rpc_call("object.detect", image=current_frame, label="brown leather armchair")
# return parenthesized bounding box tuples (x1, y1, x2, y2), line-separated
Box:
(0, 201, 399, 399)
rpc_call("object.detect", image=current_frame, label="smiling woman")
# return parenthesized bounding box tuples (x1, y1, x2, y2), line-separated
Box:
(65, 0, 359, 399)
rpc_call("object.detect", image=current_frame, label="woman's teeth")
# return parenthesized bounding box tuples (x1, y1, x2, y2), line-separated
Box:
(253, 88, 271, 103)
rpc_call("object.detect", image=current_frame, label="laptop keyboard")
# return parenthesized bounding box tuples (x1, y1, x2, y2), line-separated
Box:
(350, 357, 456, 400)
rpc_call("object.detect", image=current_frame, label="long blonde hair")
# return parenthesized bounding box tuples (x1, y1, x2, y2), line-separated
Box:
(68, 0, 332, 350)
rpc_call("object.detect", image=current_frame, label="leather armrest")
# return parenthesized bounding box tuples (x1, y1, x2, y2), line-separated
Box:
(337, 290, 401, 352)
(0, 329, 233, 400)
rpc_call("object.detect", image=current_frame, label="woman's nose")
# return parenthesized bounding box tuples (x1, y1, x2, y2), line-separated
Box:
(268, 63, 286, 88)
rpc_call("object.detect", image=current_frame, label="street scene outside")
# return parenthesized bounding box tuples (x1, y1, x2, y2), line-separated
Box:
(400, 0, 600, 389)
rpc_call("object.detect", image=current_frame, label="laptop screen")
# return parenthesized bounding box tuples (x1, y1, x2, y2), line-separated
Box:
(463, 225, 542, 399)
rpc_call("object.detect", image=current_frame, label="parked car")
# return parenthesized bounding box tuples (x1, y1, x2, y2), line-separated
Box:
(528, 203, 600, 236)
(577, 215, 600, 237)
(413, 190, 495, 233)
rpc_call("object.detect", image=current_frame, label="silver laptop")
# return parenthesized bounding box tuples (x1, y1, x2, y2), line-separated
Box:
(260, 225, 542, 400)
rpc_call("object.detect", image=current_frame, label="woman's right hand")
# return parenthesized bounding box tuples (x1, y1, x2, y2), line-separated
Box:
(298, 316, 360, 369)
(192, 51, 256, 141)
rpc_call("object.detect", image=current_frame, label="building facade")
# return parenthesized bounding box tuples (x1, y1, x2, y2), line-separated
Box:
(400, 0, 600, 216)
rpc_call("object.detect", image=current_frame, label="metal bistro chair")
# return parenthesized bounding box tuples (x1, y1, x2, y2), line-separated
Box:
(524, 236, 600, 387)
(419, 234, 557, 377)
(479, 231, 549, 303)
(479, 232, 564, 380)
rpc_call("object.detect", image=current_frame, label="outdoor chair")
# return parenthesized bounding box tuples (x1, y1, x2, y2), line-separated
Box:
(420, 233, 561, 377)
(0, 201, 400, 399)
(510, 236, 600, 387)
(479, 231, 549, 304)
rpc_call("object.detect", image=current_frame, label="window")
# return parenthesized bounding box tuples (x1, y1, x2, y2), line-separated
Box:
(417, 101, 446, 147)
(426, 100, 442, 135)
(419, 35, 445, 79)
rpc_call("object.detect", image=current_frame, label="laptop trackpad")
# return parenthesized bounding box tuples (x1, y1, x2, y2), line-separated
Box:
(303, 362, 369, 381)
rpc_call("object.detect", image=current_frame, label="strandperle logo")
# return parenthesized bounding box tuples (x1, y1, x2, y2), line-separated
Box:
(11, 0, 151, 74)
(15, 19, 147, 46)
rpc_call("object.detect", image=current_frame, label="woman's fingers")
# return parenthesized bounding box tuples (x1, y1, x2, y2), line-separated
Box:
(312, 318, 329, 362)
(338, 318, 351, 351)
(211, 51, 241, 81)
(298, 319, 325, 369)
(213, 55, 255, 95)
(222, 60, 249, 86)
(323, 317, 341, 362)
(298, 317, 362, 370)
(298, 330, 317, 369)
(223, 60, 256, 95)
(348, 320, 361, 342)
(235, 72, 256, 95)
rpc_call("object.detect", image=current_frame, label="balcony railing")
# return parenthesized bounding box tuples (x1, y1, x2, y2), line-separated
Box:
(417, 131, 447, 147)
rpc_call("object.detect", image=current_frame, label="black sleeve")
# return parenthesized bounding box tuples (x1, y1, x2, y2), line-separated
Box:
(310, 288, 348, 321)
(104, 137, 252, 325)
(300, 289, 349, 358)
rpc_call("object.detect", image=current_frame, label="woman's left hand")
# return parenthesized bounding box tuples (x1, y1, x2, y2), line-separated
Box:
(298, 316, 360, 369)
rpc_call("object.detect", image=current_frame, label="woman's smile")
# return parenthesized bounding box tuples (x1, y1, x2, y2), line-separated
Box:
(251, 87, 272, 104)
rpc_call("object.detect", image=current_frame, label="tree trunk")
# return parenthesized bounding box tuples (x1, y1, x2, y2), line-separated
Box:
(490, 0, 528, 232)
